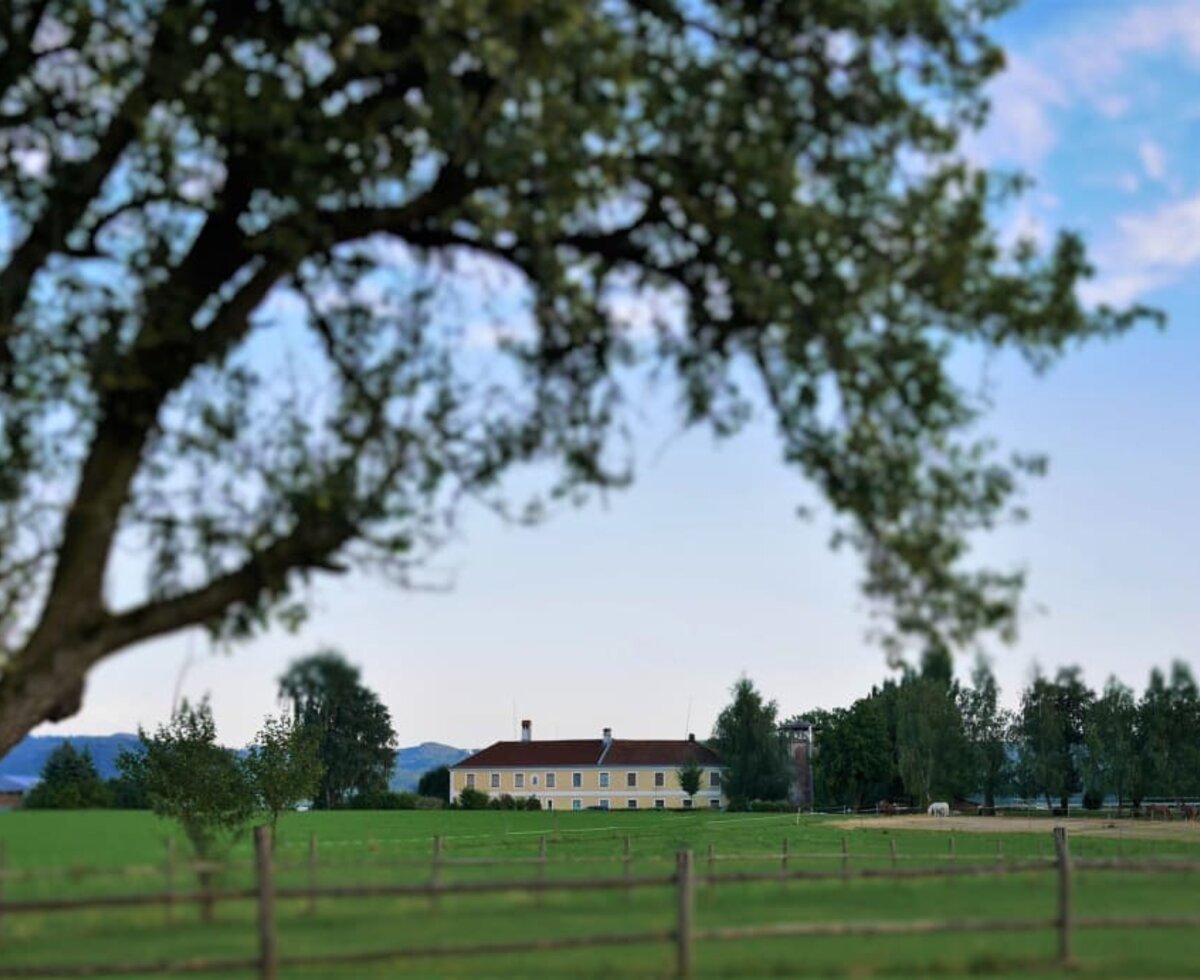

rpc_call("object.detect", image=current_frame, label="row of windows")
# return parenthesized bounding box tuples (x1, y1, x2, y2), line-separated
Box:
(567, 798, 722, 811)
(464, 770, 721, 790)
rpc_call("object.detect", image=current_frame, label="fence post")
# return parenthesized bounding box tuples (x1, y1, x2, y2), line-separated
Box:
(307, 834, 318, 915)
(889, 838, 897, 869)
(781, 837, 789, 872)
(623, 835, 632, 894)
(254, 826, 278, 980)
(1053, 827, 1072, 967)
(164, 838, 175, 926)
(431, 835, 443, 909)
(675, 850, 694, 979)
(537, 834, 548, 907)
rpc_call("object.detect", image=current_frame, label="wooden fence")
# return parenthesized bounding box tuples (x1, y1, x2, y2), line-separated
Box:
(3, 827, 1200, 978)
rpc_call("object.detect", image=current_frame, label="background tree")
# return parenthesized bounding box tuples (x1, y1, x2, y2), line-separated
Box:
(712, 677, 789, 805)
(1015, 667, 1092, 811)
(959, 657, 1012, 813)
(106, 760, 150, 810)
(0, 0, 1154, 755)
(1084, 677, 1138, 809)
(676, 758, 703, 806)
(810, 698, 893, 811)
(119, 699, 251, 920)
(418, 765, 450, 801)
(23, 742, 111, 809)
(279, 650, 397, 809)
(895, 667, 970, 808)
(244, 713, 323, 840)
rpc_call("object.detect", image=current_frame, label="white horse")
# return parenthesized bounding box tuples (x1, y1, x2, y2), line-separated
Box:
(927, 801, 950, 817)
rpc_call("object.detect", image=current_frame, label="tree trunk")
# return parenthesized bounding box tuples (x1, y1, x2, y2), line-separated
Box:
(198, 867, 216, 924)
(0, 642, 98, 756)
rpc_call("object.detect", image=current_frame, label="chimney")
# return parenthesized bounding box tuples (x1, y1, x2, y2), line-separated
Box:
(521, 719, 532, 743)
(602, 727, 612, 747)
(688, 733, 695, 743)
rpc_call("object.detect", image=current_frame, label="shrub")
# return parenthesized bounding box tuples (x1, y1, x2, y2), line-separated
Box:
(457, 786, 489, 810)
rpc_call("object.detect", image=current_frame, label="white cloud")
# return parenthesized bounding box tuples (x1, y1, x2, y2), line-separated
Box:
(970, 53, 1068, 169)
(1080, 193, 1200, 305)
(1116, 193, 1200, 269)
(1138, 140, 1167, 182)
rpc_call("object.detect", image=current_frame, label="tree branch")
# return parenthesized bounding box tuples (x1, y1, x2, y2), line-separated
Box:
(102, 517, 356, 654)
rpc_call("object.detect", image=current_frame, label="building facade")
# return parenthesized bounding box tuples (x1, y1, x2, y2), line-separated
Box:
(449, 722, 725, 810)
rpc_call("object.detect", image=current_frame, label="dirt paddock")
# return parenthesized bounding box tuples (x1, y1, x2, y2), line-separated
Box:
(834, 814, 1200, 841)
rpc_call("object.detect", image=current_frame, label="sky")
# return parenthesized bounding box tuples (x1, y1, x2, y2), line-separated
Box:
(33, 0, 1200, 751)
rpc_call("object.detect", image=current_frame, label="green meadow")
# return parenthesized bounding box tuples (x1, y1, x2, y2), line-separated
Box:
(2, 809, 1200, 977)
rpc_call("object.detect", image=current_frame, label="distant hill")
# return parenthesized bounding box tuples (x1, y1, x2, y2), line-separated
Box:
(0, 734, 142, 781)
(391, 742, 472, 792)
(1, 733, 471, 792)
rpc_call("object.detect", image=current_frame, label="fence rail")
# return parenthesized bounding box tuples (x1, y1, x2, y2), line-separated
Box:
(2, 827, 1199, 978)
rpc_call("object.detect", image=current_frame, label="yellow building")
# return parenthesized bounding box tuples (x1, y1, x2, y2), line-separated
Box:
(449, 722, 725, 810)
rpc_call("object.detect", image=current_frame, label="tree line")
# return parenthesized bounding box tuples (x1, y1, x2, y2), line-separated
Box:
(806, 652, 1200, 812)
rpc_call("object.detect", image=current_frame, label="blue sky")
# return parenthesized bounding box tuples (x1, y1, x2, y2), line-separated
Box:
(40, 0, 1200, 750)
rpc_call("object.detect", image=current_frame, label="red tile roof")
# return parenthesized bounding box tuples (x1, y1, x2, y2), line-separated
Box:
(603, 740, 721, 767)
(453, 740, 604, 768)
(452, 739, 722, 769)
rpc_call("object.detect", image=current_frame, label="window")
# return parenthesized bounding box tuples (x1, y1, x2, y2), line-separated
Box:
(682, 798, 693, 809)
(627, 799, 638, 809)
(490, 773, 500, 789)
(599, 799, 610, 810)
(654, 771, 665, 788)
(466, 773, 475, 789)
(532, 775, 539, 786)
(709, 770, 721, 788)
(515, 773, 525, 789)
(709, 799, 721, 809)
(546, 800, 554, 810)
(599, 772, 610, 789)
(626, 772, 637, 788)
(572, 799, 582, 811)
(546, 772, 556, 789)
(572, 772, 582, 788)
(654, 799, 665, 810)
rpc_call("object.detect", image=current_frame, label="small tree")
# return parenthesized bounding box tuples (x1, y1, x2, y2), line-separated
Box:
(120, 699, 252, 921)
(677, 759, 703, 807)
(24, 742, 111, 809)
(418, 765, 451, 801)
(244, 714, 323, 842)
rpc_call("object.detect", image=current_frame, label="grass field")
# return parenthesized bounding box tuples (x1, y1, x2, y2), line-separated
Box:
(3, 809, 1200, 977)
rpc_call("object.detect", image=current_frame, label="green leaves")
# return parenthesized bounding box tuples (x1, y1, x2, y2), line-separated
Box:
(278, 649, 397, 808)
(123, 698, 252, 860)
(0, 0, 1162, 748)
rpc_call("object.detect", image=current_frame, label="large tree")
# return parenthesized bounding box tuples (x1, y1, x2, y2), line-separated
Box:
(712, 676, 789, 805)
(958, 656, 1011, 812)
(895, 668, 970, 808)
(1084, 676, 1137, 809)
(1014, 667, 1092, 811)
(23, 740, 111, 809)
(279, 650, 396, 808)
(0, 0, 1154, 752)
